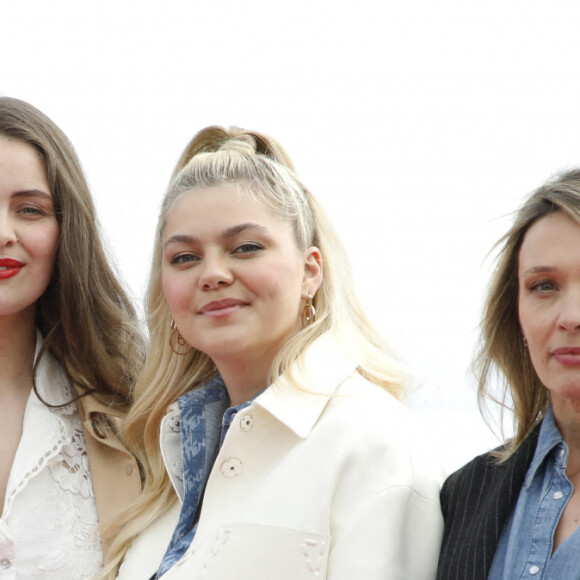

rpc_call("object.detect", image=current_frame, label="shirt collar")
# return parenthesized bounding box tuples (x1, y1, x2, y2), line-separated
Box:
(525, 405, 566, 487)
(177, 375, 229, 410)
(254, 332, 358, 439)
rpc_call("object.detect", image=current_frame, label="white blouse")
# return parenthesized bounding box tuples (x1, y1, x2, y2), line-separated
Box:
(0, 339, 102, 579)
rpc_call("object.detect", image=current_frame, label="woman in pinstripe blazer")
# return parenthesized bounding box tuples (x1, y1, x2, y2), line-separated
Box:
(437, 170, 580, 580)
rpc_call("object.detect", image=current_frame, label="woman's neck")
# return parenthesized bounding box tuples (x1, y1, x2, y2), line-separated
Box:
(214, 355, 271, 406)
(0, 312, 37, 396)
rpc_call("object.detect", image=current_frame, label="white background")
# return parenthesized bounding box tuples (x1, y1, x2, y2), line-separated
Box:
(3, 0, 580, 471)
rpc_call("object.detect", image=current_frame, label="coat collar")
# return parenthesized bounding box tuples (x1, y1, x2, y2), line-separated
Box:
(254, 332, 358, 439)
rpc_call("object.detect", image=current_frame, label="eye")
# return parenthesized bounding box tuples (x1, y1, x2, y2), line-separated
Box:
(529, 279, 558, 293)
(233, 242, 264, 255)
(169, 253, 200, 265)
(18, 205, 49, 218)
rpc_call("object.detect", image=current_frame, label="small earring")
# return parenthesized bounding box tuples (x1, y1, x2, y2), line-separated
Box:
(522, 336, 528, 348)
(302, 293, 316, 326)
(170, 318, 192, 355)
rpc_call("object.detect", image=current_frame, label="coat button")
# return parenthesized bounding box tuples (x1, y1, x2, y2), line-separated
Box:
(240, 415, 254, 431)
(0, 559, 10, 569)
(168, 414, 181, 432)
(92, 418, 107, 439)
(221, 458, 242, 477)
(125, 465, 133, 476)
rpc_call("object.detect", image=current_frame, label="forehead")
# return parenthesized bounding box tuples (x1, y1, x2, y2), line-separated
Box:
(519, 211, 580, 270)
(0, 135, 45, 170)
(164, 184, 289, 234)
(0, 136, 50, 198)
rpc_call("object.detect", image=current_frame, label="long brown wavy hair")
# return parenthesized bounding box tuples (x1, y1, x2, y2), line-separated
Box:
(0, 96, 144, 407)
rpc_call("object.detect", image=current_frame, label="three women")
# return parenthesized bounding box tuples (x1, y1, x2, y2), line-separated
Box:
(103, 126, 444, 579)
(0, 97, 142, 578)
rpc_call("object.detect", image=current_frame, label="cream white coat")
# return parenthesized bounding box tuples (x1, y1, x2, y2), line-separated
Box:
(118, 334, 444, 580)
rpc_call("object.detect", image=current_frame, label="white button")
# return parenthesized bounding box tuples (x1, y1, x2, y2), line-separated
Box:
(529, 565, 540, 575)
(240, 415, 254, 431)
(171, 461, 184, 481)
(221, 458, 242, 477)
(168, 415, 181, 432)
(553, 491, 564, 500)
(0, 559, 10, 569)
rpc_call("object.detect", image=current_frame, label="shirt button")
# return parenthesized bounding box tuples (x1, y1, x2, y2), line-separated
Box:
(0, 559, 10, 569)
(168, 415, 181, 432)
(125, 465, 133, 476)
(221, 458, 242, 477)
(529, 565, 540, 575)
(171, 461, 184, 481)
(240, 415, 254, 431)
(553, 491, 564, 500)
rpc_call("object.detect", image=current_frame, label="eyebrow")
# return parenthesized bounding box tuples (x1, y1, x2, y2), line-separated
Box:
(163, 222, 271, 250)
(13, 189, 52, 200)
(521, 266, 558, 276)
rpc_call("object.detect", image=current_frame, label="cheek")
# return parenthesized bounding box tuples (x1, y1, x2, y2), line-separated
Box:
(256, 264, 303, 302)
(34, 226, 60, 276)
(162, 271, 187, 311)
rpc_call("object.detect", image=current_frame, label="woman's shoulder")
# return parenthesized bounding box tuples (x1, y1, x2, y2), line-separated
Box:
(442, 448, 501, 495)
(323, 372, 445, 490)
(442, 425, 540, 505)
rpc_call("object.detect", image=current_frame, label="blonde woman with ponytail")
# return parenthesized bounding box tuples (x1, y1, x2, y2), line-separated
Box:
(104, 126, 443, 580)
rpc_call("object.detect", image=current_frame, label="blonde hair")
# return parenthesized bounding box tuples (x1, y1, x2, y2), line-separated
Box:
(101, 126, 405, 577)
(476, 169, 580, 460)
(0, 97, 144, 407)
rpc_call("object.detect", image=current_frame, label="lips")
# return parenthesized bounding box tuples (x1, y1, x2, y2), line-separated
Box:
(199, 298, 246, 318)
(552, 347, 580, 366)
(0, 258, 24, 280)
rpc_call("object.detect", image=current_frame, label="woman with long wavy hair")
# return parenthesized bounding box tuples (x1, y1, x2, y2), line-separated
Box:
(0, 97, 143, 578)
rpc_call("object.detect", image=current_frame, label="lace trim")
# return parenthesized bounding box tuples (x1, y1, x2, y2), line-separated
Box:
(5, 418, 69, 511)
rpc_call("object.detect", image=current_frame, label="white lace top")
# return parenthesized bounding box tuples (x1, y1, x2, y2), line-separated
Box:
(0, 339, 102, 579)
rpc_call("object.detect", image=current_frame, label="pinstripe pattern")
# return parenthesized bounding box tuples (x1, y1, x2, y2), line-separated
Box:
(436, 425, 540, 580)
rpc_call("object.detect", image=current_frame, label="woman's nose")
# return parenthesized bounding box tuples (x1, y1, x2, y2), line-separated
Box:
(0, 213, 18, 248)
(557, 289, 580, 332)
(197, 254, 234, 290)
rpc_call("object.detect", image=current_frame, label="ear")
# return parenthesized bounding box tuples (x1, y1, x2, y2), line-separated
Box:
(302, 246, 323, 298)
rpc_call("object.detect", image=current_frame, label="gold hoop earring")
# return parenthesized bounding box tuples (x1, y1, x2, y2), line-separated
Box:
(302, 293, 316, 326)
(170, 318, 192, 355)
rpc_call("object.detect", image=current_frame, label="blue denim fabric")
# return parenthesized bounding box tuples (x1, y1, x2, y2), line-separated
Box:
(489, 406, 580, 579)
(156, 377, 252, 578)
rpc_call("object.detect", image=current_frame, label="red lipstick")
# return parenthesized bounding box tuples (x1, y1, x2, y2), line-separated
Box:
(0, 258, 24, 280)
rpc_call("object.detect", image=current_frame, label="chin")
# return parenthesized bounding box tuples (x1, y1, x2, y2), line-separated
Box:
(550, 381, 580, 402)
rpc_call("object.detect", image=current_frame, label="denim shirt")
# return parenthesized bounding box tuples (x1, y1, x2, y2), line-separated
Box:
(156, 377, 253, 578)
(489, 406, 580, 579)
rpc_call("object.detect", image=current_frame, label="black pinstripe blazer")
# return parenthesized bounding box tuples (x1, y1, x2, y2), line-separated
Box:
(436, 425, 541, 580)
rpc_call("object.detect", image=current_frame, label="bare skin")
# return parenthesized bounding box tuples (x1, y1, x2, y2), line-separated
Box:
(0, 314, 36, 512)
